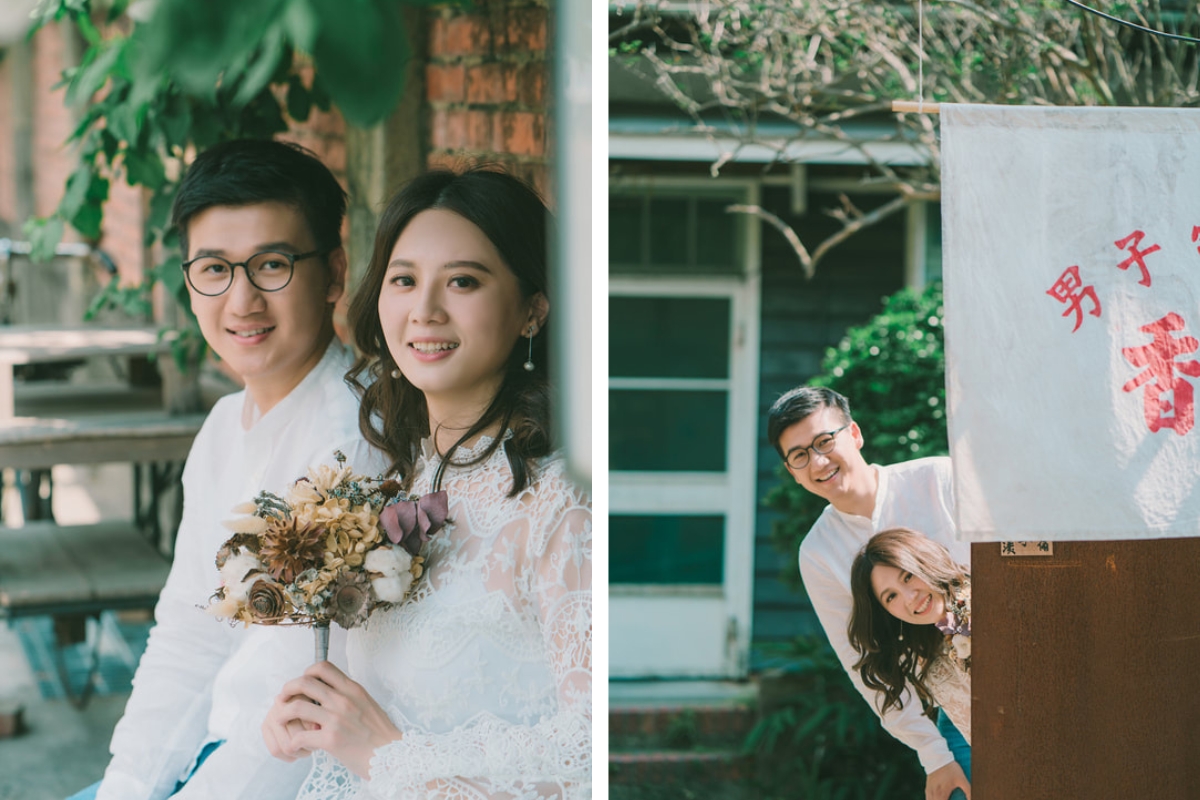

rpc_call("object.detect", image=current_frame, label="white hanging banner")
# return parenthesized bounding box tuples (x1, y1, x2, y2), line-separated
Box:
(942, 104, 1200, 542)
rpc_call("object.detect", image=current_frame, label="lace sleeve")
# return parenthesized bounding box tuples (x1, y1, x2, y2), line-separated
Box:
(364, 481, 593, 800)
(925, 655, 972, 747)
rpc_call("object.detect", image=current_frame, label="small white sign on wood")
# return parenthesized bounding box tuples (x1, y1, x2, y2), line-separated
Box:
(942, 104, 1200, 542)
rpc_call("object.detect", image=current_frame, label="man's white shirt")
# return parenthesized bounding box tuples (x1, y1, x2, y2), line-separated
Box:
(797, 456, 967, 773)
(96, 342, 388, 800)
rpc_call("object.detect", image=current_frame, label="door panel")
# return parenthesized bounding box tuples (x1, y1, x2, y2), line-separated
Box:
(610, 514, 725, 585)
(609, 179, 760, 679)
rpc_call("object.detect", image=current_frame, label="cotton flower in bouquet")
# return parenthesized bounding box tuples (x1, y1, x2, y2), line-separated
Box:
(203, 452, 448, 660)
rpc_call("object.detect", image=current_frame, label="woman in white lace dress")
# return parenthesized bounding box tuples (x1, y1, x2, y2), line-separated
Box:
(261, 169, 591, 799)
(847, 528, 971, 794)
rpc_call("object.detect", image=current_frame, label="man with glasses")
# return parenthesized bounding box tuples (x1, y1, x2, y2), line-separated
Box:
(768, 386, 971, 800)
(76, 140, 385, 800)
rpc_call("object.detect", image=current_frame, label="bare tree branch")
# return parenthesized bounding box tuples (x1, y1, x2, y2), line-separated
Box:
(611, 0, 1200, 275)
(727, 203, 817, 280)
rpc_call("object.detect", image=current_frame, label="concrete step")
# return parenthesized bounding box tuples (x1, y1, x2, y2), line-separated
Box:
(609, 748, 754, 786)
(609, 782, 757, 800)
(609, 704, 756, 750)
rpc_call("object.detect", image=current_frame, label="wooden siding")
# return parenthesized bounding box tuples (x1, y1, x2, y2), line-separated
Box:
(750, 184, 909, 654)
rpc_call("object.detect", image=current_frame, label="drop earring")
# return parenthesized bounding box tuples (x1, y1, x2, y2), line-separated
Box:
(391, 367, 401, 379)
(523, 325, 536, 372)
(898, 621, 904, 642)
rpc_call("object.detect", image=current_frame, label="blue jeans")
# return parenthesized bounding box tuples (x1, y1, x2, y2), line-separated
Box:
(937, 709, 971, 800)
(65, 740, 223, 800)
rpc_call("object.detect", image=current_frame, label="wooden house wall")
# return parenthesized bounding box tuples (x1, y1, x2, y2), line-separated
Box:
(749, 184, 910, 659)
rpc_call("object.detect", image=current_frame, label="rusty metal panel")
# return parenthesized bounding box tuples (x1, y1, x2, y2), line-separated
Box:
(973, 539, 1200, 799)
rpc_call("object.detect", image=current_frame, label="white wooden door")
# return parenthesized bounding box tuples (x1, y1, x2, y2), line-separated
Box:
(608, 179, 760, 678)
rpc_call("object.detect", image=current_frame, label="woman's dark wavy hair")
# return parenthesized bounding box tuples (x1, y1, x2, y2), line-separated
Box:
(346, 167, 551, 496)
(847, 528, 969, 717)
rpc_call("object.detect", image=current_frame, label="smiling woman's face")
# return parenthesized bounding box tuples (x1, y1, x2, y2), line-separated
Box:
(870, 564, 946, 625)
(377, 208, 537, 421)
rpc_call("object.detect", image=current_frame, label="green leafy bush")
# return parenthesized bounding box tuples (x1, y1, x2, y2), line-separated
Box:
(764, 282, 948, 589)
(747, 636, 926, 799)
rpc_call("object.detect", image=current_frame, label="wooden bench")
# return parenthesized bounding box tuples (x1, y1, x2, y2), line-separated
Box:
(0, 327, 208, 707)
(0, 411, 205, 471)
(0, 521, 170, 619)
(0, 520, 171, 707)
(0, 324, 177, 420)
(13, 382, 165, 417)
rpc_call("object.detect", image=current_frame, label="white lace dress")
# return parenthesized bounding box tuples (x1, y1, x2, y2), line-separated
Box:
(295, 436, 592, 800)
(926, 655, 971, 745)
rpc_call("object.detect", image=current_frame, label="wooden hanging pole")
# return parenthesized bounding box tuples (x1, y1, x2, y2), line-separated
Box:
(899, 0, 939, 117)
(892, 100, 941, 114)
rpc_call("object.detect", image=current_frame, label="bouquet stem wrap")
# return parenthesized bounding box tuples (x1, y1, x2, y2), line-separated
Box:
(314, 621, 330, 663)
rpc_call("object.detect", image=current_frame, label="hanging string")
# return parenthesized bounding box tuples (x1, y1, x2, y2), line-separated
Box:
(917, 0, 925, 112)
(1061, 0, 1200, 45)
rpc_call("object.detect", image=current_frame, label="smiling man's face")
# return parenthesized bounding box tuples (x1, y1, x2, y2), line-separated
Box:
(778, 405, 870, 506)
(184, 201, 345, 411)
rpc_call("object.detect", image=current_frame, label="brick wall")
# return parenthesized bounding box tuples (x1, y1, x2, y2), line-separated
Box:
(426, 0, 552, 201)
(30, 25, 74, 222)
(0, 55, 15, 229)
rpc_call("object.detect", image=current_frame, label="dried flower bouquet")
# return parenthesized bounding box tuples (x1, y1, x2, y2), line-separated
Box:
(203, 451, 447, 660)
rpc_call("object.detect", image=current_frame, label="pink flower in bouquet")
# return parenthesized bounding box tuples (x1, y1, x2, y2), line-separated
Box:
(380, 491, 448, 556)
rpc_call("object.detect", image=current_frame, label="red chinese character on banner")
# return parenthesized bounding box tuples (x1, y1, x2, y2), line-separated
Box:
(1114, 230, 1160, 287)
(1193, 225, 1199, 254)
(1046, 265, 1101, 332)
(1121, 312, 1200, 435)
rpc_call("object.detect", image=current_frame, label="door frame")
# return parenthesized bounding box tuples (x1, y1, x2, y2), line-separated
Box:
(608, 175, 762, 678)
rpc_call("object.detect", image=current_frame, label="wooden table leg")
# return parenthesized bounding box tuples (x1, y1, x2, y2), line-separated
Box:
(0, 364, 13, 421)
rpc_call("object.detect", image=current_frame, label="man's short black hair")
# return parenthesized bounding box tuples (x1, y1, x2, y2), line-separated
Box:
(766, 386, 852, 457)
(171, 139, 347, 257)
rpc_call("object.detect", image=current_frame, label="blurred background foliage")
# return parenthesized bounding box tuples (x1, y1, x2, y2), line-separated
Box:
(746, 635, 926, 799)
(25, 0, 442, 367)
(764, 281, 948, 589)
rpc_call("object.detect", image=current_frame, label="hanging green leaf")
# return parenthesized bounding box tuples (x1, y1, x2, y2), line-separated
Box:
(59, 164, 95, 222)
(285, 74, 312, 122)
(23, 216, 65, 263)
(306, 0, 407, 126)
(146, 185, 177, 245)
(133, 0, 291, 97)
(124, 149, 166, 190)
(233, 27, 290, 106)
(66, 40, 123, 107)
(154, 258, 187, 300)
(106, 101, 141, 145)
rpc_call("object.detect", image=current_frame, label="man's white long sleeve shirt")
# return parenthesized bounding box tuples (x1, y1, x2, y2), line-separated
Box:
(96, 342, 388, 800)
(797, 456, 968, 774)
